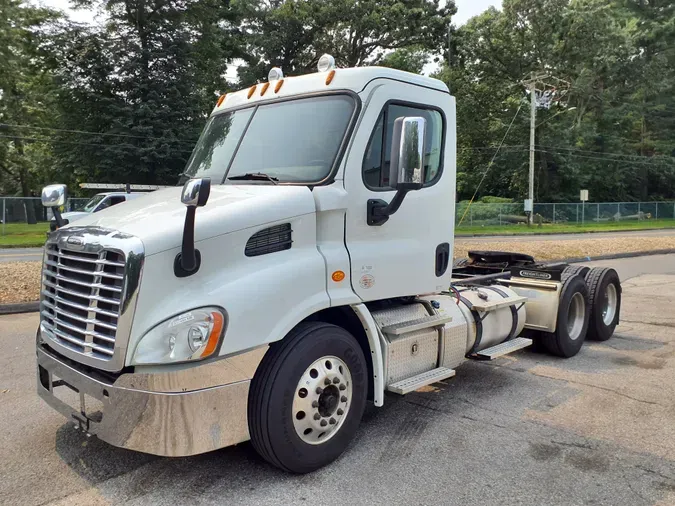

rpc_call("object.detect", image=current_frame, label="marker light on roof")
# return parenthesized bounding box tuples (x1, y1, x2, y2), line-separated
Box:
(317, 54, 335, 72)
(268, 67, 283, 81)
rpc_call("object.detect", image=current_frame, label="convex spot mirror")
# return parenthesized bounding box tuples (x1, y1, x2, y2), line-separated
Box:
(388, 116, 426, 191)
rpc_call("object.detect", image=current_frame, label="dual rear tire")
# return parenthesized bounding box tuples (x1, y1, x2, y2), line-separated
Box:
(541, 266, 621, 356)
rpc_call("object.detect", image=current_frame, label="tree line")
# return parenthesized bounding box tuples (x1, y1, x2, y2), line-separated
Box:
(1, 0, 674, 208)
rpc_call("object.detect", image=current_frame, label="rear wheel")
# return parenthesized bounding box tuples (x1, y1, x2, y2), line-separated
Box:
(248, 322, 367, 473)
(585, 267, 621, 341)
(542, 274, 591, 358)
(561, 264, 590, 282)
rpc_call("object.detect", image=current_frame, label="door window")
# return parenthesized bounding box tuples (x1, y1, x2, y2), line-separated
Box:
(362, 104, 443, 190)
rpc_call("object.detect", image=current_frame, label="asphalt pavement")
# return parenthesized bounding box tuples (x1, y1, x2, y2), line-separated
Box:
(0, 247, 43, 263)
(1, 255, 675, 505)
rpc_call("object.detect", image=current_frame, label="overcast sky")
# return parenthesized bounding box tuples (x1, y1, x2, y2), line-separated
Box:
(37, 0, 502, 27)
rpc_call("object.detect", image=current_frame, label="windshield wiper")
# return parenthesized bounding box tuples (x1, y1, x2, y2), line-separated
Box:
(228, 172, 279, 185)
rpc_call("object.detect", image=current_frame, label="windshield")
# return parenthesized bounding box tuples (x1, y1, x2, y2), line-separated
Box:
(83, 194, 106, 212)
(182, 94, 356, 184)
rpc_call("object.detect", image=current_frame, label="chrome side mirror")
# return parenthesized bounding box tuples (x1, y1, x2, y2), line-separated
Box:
(181, 178, 211, 207)
(367, 117, 427, 227)
(176, 178, 211, 277)
(41, 184, 67, 208)
(41, 184, 68, 229)
(389, 116, 426, 191)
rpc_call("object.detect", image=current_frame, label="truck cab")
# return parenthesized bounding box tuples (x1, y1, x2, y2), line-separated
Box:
(35, 57, 621, 473)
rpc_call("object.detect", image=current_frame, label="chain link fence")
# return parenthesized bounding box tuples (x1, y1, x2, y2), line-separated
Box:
(0, 197, 89, 234)
(456, 201, 675, 227)
(2, 196, 675, 234)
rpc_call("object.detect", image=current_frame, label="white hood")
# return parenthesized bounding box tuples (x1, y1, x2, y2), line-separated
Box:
(64, 185, 316, 256)
(61, 211, 90, 222)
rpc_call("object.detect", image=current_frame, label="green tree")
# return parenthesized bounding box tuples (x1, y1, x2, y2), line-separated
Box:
(238, 0, 454, 84)
(0, 0, 59, 222)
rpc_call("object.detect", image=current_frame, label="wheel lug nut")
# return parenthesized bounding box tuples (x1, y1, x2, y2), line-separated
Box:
(341, 395, 347, 402)
(316, 387, 323, 394)
(337, 408, 344, 416)
(329, 418, 336, 425)
(314, 413, 321, 420)
(324, 378, 331, 386)
(320, 419, 328, 427)
(312, 400, 319, 408)
(339, 384, 346, 391)
(333, 377, 340, 384)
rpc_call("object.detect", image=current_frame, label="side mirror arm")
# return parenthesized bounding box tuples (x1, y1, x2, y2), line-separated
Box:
(367, 189, 410, 226)
(175, 177, 210, 277)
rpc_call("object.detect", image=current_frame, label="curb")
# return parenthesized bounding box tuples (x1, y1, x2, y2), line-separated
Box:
(564, 248, 675, 264)
(456, 226, 675, 238)
(0, 301, 40, 315)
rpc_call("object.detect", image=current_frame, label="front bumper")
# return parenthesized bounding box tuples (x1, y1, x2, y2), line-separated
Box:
(37, 344, 266, 457)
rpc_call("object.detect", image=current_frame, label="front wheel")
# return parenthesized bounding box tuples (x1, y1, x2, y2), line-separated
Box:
(248, 322, 368, 473)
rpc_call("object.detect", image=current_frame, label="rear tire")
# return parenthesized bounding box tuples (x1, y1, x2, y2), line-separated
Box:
(585, 267, 621, 341)
(542, 274, 591, 358)
(248, 322, 368, 473)
(561, 264, 590, 282)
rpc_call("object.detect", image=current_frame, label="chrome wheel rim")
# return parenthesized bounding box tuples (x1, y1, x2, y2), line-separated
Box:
(292, 355, 352, 445)
(567, 292, 586, 340)
(602, 283, 618, 326)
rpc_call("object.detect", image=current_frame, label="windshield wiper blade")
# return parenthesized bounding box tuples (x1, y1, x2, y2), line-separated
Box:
(228, 172, 279, 185)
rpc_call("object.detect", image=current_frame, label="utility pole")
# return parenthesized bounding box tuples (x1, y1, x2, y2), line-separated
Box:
(528, 79, 536, 225)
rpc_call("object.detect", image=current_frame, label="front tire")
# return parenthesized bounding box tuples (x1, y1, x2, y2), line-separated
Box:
(542, 274, 591, 358)
(248, 322, 368, 473)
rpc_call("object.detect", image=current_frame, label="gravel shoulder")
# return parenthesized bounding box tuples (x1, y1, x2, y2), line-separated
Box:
(2, 235, 675, 304)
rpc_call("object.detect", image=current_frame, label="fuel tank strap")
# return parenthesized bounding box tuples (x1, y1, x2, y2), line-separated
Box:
(460, 296, 484, 356)
(481, 285, 518, 341)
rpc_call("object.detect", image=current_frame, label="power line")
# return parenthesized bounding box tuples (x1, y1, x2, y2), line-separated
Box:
(537, 144, 675, 161)
(458, 102, 524, 226)
(0, 134, 195, 154)
(0, 123, 198, 144)
(535, 148, 675, 167)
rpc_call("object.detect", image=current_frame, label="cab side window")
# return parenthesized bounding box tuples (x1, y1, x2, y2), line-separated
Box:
(362, 103, 443, 190)
(109, 196, 126, 206)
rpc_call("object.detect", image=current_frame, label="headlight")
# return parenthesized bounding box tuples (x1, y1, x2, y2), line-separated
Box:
(131, 307, 225, 365)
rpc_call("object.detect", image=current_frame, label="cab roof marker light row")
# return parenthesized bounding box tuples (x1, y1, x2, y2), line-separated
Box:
(216, 94, 227, 107)
(247, 85, 257, 99)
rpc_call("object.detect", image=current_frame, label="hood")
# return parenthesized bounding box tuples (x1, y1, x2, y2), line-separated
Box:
(61, 211, 90, 222)
(65, 185, 316, 255)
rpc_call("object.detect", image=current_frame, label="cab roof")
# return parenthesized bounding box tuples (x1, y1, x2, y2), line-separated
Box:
(213, 66, 449, 115)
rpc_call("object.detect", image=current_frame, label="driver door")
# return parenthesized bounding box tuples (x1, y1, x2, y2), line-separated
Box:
(343, 82, 456, 301)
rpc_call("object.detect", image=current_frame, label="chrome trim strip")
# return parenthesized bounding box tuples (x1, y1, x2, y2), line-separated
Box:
(43, 279, 121, 305)
(45, 273, 123, 293)
(41, 292, 120, 318)
(44, 259, 124, 280)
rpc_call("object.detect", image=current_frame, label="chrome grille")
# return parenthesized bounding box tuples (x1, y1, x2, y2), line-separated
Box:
(41, 243, 126, 361)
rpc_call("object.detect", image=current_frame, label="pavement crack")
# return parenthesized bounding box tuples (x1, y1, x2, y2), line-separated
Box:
(623, 469, 650, 505)
(620, 318, 675, 329)
(635, 464, 675, 481)
(529, 371, 662, 406)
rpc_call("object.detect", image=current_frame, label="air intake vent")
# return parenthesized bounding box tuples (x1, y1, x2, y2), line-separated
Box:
(245, 223, 292, 257)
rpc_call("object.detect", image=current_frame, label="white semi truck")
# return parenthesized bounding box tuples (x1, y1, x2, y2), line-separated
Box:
(36, 56, 621, 473)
